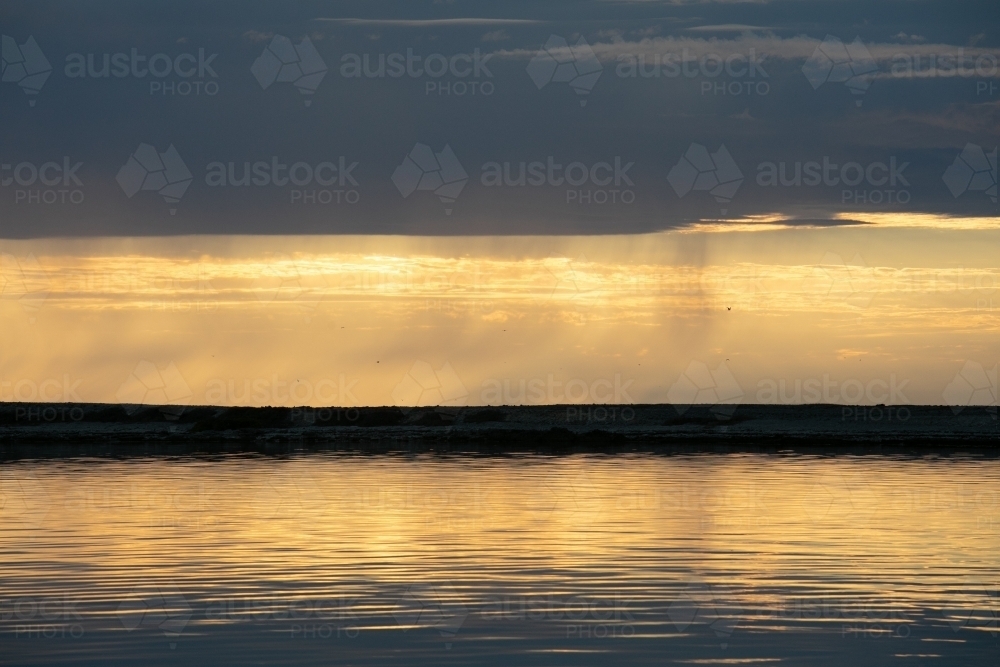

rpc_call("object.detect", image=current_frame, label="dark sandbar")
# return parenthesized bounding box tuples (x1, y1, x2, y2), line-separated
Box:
(1, 403, 997, 457)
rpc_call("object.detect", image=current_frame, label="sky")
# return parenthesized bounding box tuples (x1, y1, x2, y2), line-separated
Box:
(0, 1, 997, 410)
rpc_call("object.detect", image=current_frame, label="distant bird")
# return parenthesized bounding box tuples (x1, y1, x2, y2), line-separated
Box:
(727, 307, 731, 311)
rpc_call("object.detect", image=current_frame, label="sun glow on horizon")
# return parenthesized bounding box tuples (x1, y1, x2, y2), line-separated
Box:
(2, 225, 998, 408)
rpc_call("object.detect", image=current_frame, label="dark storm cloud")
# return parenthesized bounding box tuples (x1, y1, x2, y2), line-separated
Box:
(0, 0, 997, 237)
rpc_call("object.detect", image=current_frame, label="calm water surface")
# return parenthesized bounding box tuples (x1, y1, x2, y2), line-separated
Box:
(2, 453, 998, 665)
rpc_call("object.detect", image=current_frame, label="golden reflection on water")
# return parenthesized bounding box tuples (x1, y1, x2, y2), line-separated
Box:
(2, 454, 999, 663)
(3, 455, 999, 598)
